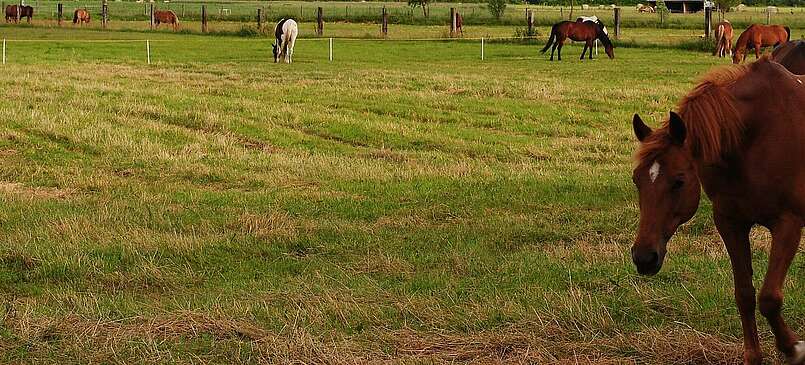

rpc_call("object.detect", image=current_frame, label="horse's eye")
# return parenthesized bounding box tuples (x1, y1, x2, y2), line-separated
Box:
(671, 179, 684, 191)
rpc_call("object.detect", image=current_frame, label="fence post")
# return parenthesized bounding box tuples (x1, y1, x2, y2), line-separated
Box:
(381, 6, 388, 37)
(57, 3, 62, 26)
(149, 3, 154, 29)
(201, 4, 207, 32)
(181, 4, 184, 17)
(329, 37, 332, 61)
(526, 8, 533, 36)
(102, 0, 108, 29)
(299, 4, 302, 21)
(450, 7, 456, 37)
(766, 9, 770, 24)
(613, 7, 621, 39)
(316, 6, 323, 36)
(256, 8, 261, 30)
(16, 0, 20, 23)
(481, 37, 484, 60)
(704, 7, 712, 38)
(146, 39, 150, 64)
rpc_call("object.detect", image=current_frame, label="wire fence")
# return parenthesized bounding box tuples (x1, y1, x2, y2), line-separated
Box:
(2, 1, 804, 30)
(0, 33, 708, 66)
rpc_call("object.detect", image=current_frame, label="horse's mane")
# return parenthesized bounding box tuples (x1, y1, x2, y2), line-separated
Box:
(636, 63, 752, 166)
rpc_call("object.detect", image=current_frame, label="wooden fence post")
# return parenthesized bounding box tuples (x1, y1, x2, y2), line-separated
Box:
(256, 7, 261, 30)
(149, 3, 153, 29)
(57, 2, 62, 26)
(180, 4, 184, 17)
(381, 6, 388, 37)
(766, 9, 771, 24)
(316, 6, 323, 36)
(201, 4, 207, 32)
(704, 6, 712, 38)
(16, 0, 20, 23)
(102, 0, 108, 29)
(450, 7, 456, 37)
(526, 8, 533, 36)
(614, 7, 621, 39)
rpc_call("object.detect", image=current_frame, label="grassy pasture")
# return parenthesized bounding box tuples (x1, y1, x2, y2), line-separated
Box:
(0, 25, 803, 364)
(9, 0, 805, 30)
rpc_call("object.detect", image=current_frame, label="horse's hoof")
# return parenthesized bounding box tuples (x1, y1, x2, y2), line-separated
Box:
(787, 341, 805, 364)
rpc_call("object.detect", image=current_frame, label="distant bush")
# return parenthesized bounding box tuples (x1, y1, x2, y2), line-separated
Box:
(488, 0, 507, 19)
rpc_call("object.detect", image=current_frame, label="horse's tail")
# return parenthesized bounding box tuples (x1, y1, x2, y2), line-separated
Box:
(540, 24, 557, 54)
(713, 24, 724, 56)
(784, 26, 791, 41)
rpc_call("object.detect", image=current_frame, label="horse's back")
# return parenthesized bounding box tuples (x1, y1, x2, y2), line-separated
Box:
(773, 41, 805, 75)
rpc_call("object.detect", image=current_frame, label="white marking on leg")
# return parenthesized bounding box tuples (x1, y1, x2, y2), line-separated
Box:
(649, 161, 661, 183)
(787, 341, 805, 364)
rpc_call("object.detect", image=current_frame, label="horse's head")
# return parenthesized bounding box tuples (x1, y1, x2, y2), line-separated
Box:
(598, 31, 615, 59)
(631, 113, 700, 276)
(272, 42, 279, 63)
(732, 50, 744, 64)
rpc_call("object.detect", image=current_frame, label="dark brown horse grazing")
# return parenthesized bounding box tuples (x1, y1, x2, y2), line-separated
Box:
(5, 5, 33, 23)
(153, 10, 179, 31)
(733, 24, 790, 64)
(72, 8, 90, 25)
(540, 20, 614, 61)
(631, 58, 805, 364)
(713, 20, 733, 58)
(772, 41, 805, 74)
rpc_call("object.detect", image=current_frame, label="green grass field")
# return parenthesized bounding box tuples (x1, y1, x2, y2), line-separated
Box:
(0, 23, 803, 364)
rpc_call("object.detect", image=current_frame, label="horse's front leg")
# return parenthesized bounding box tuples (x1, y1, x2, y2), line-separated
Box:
(754, 42, 762, 59)
(580, 42, 588, 60)
(716, 214, 761, 365)
(760, 215, 804, 364)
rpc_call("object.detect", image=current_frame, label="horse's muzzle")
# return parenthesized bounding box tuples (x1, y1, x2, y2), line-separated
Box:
(631, 246, 664, 276)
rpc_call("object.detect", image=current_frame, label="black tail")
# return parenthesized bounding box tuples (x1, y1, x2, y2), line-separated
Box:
(540, 25, 557, 54)
(784, 26, 791, 42)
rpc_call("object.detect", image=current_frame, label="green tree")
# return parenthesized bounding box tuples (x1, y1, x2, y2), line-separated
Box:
(655, 0, 670, 25)
(408, 0, 430, 17)
(714, 0, 739, 16)
(488, 0, 507, 19)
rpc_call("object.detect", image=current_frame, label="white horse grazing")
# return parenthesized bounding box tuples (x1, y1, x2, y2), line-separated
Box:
(576, 16, 608, 56)
(273, 18, 298, 63)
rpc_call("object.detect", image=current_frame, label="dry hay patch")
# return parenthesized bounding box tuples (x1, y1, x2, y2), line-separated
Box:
(0, 181, 74, 199)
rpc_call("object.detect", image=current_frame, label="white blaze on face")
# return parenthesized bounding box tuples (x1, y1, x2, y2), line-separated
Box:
(649, 161, 661, 183)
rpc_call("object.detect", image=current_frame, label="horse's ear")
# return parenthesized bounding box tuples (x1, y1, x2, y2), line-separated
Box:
(633, 114, 652, 142)
(668, 111, 686, 145)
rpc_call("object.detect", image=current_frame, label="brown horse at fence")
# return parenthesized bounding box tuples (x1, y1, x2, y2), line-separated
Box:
(73, 8, 90, 25)
(772, 40, 805, 74)
(540, 20, 614, 61)
(631, 58, 805, 364)
(732, 24, 790, 64)
(5, 5, 33, 23)
(153, 10, 179, 31)
(713, 20, 733, 58)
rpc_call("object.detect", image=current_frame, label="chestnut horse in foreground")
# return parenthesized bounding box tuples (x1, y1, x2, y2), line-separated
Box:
(631, 58, 805, 364)
(733, 24, 790, 64)
(73, 8, 90, 25)
(713, 20, 733, 58)
(772, 41, 805, 74)
(153, 10, 179, 31)
(540, 20, 614, 61)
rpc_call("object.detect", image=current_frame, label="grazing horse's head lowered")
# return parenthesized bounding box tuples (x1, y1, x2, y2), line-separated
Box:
(630, 113, 701, 275)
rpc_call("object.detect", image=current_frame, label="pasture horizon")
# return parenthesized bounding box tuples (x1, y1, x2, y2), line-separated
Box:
(0, 24, 803, 364)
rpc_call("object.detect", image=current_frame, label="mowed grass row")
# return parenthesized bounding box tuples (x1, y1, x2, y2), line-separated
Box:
(0, 27, 803, 363)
